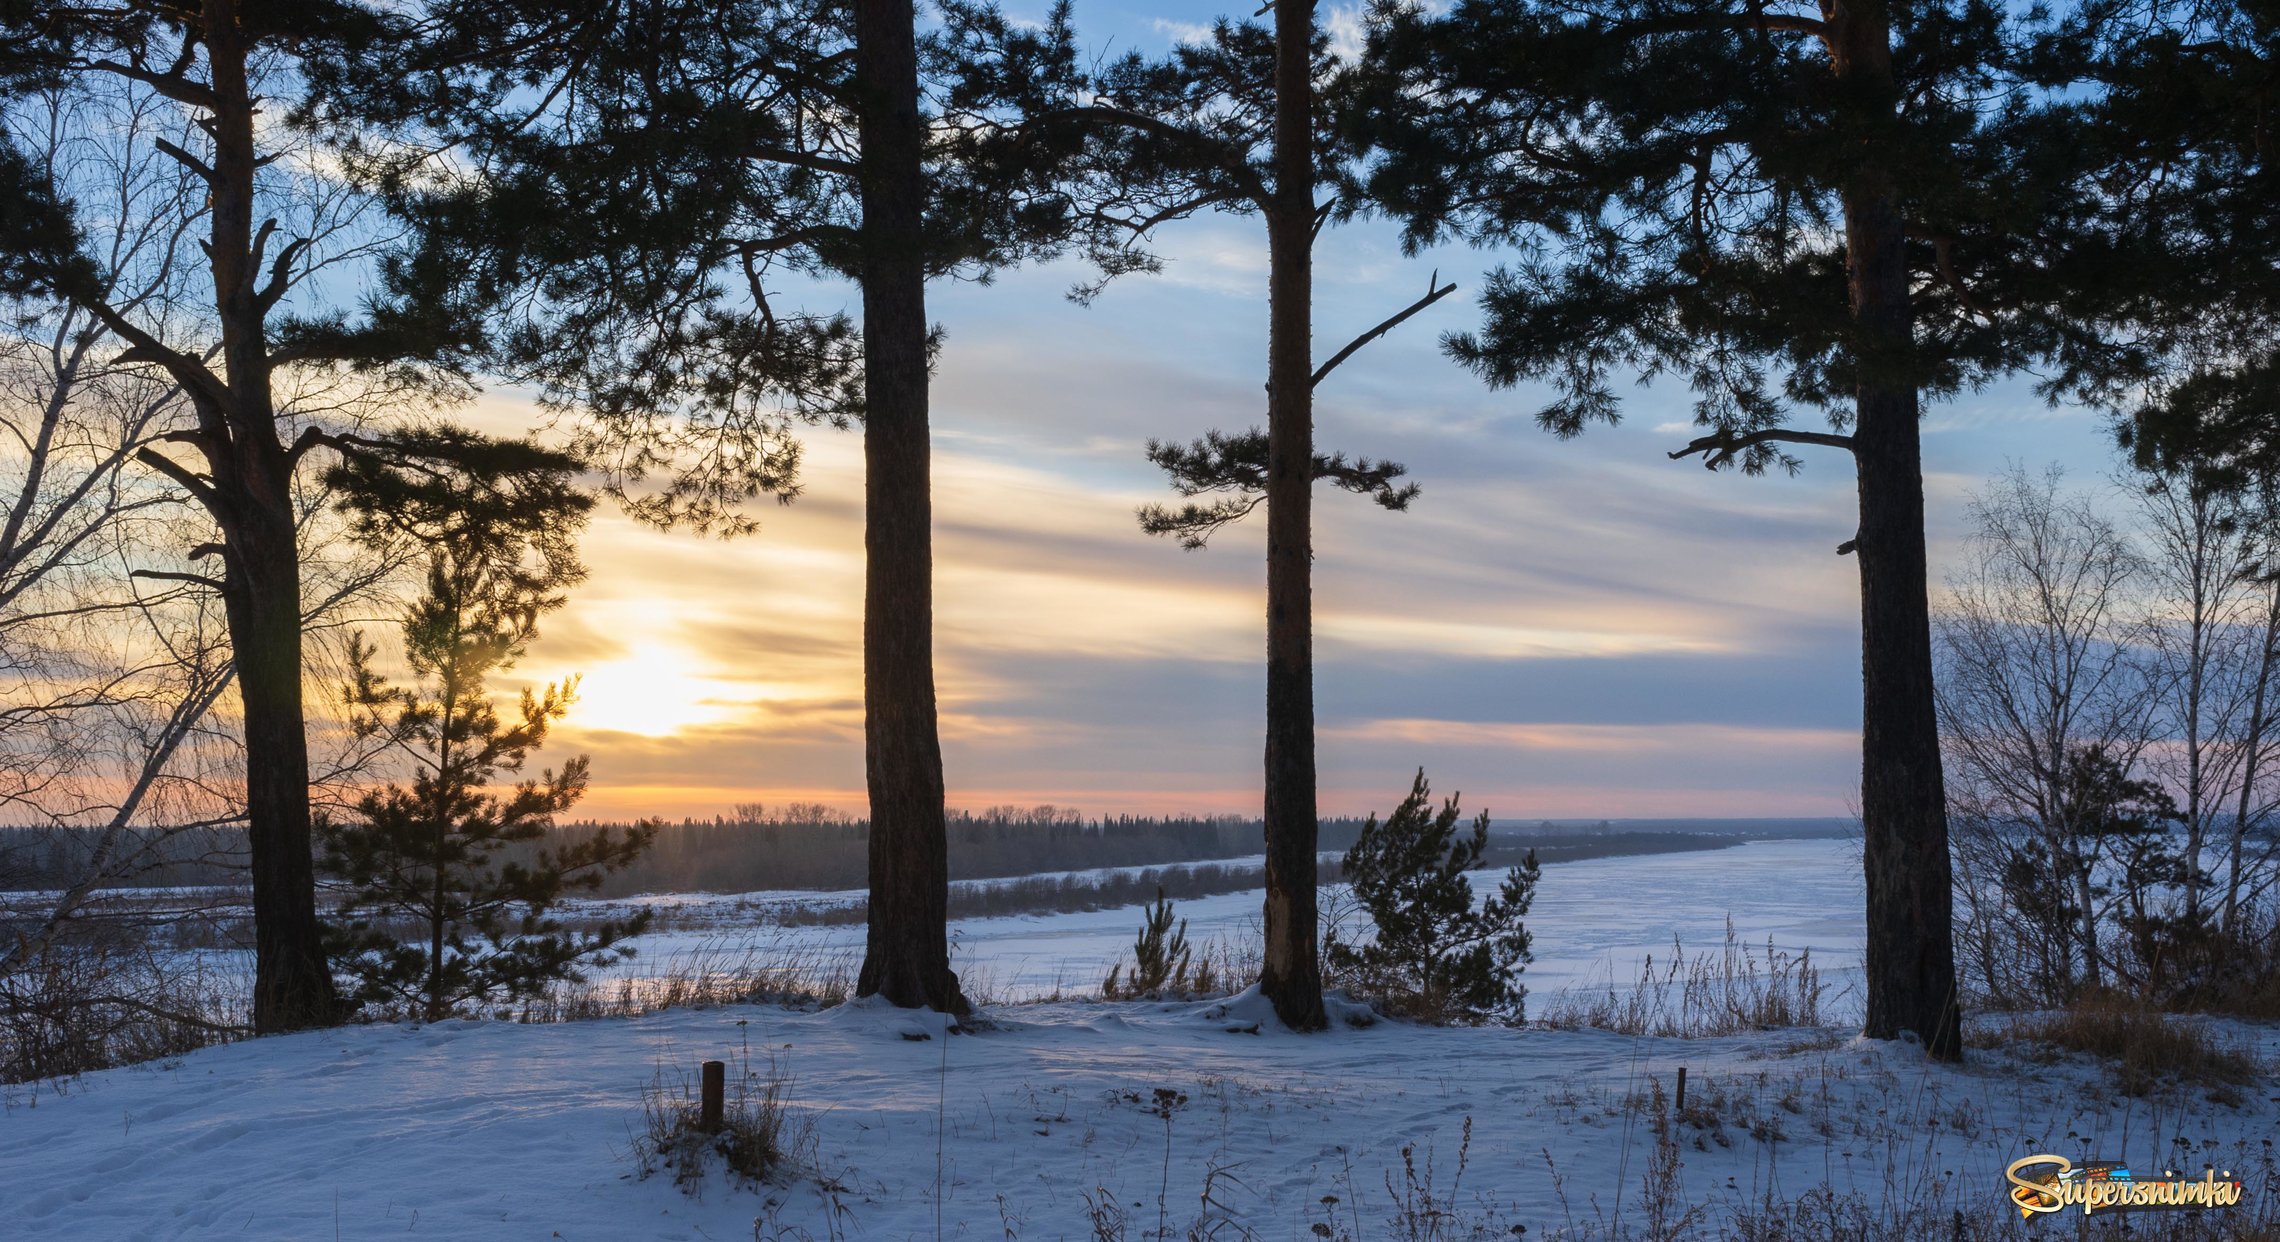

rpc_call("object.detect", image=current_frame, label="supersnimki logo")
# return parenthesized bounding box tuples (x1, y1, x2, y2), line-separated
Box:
(2005, 1154, 2246, 1219)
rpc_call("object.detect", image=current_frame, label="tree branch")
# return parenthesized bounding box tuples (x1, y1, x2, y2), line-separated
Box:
(1669, 425, 1856, 469)
(1314, 276, 1458, 388)
(252, 233, 313, 315)
(286, 426, 390, 469)
(151, 137, 214, 184)
(746, 144, 861, 176)
(1116, 188, 1247, 235)
(82, 59, 219, 111)
(133, 447, 220, 513)
(1137, 494, 1264, 550)
(129, 569, 226, 591)
(1913, 228, 1994, 320)
(83, 301, 228, 407)
(1034, 104, 1272, 210)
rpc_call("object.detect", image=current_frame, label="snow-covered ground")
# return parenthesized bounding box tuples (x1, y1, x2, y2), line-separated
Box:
(5, 988, 2276, 1240)
(8, 835, 2275, 1240)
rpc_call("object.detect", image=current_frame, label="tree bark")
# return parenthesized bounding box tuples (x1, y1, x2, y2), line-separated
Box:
(2224, 575, 2280, 936)
(428, 642, 459, 1023)
(1837, 0, 1962, 1060)
(1258, 0, 1327, 1032)
(2071, 817, 2105, 989)
(852, 0, 963, 1015)
(201, 0, 336, 1033)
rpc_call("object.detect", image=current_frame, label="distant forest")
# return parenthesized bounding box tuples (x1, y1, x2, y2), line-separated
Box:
(0, 806, 1853, 897)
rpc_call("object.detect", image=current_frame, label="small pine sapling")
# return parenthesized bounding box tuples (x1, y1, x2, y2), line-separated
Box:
(319, 448, 658, 1020)
(1328, 769, 1539, 1024)
(1105, 887, 1192, 999)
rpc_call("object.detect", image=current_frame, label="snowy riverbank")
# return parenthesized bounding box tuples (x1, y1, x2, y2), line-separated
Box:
(4, 986, 2275, 1240)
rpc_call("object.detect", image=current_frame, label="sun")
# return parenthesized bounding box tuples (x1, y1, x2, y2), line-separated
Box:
(566, 646, 741, 737)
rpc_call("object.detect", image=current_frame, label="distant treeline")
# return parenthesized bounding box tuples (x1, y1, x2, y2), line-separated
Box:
(770, 829, 1734, 925)
(568, 807, 1389, 897)
(0, 799, 1790, 898)
(0, 807, 1367, 895)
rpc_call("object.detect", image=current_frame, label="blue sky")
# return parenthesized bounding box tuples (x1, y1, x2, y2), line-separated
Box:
(509, 1, 2127, 822)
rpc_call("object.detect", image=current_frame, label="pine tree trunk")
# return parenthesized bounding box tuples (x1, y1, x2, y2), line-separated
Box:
(1838, 0, 1961, 1061)
(203, 0, 335, 1034)
(1852, 385, 1962, 1057)
(428, 670, 456, 1024)
(852, 0, 962, 1015)
(1258, 0, 1327, 1032)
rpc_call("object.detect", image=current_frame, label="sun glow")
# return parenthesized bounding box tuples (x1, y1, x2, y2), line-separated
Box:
(566, 645, 743, 737)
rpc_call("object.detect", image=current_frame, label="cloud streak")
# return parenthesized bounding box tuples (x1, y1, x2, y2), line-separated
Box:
(434, 74, 2124, 824)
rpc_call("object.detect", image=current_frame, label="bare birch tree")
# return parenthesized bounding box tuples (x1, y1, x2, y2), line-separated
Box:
(1936, 465, 2150, 1001)
(1, 77, 406, 1069)
(2132, 471, 2279, 937)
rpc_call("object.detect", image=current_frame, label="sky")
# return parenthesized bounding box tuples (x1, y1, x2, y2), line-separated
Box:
(482, 3, 2125, 824)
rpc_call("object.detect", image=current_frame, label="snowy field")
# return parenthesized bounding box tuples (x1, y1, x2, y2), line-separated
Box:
(586, 837, 1871, 1012)
(5, 987, 2277, 1239)
(7, 836, 2278, 1240)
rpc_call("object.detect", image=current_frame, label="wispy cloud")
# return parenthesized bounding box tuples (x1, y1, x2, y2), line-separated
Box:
(433, 110, 2118, 823)
(1149, 17, 1214, 45)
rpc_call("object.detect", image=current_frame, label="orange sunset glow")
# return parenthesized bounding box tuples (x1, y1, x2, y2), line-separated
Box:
(450, 232, 2115, 825)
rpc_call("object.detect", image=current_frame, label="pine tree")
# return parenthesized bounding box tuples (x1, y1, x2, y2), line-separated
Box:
(0, 1, 584, 1031)
(1346, 0, 2130, 1057)
(2065, 1, 2280, 490)
(1051, 5, 1455, 1031)
(319, 451, 656, 1021)
(1105, 886, 1192, 999)
(2057, 745, 2204, 997)
(1328, 769, 1537, 1024)
(312, 0, 1121, 1016)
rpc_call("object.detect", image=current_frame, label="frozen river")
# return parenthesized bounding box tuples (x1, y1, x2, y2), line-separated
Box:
(590, 835, 1868, 1013)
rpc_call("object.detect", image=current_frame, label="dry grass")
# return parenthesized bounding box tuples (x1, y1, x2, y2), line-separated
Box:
(1534, 1087, 2280, 1242)
(515, 942, 854, 1023)
(1991, 992, 2269, 1103)
(634, 1045, 804, 1191)
(2161, 911, 2280, 1022)
(0, 943, 244, 1088)
(1537, 919, 1829, 1038)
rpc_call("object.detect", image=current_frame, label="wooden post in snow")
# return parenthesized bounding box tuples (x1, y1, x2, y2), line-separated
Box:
(700, 1060, 725, 1133)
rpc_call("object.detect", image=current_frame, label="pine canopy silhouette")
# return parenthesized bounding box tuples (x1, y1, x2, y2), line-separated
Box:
(313, 0, 1147, 1016)
(1339, 0, 2149, 1057)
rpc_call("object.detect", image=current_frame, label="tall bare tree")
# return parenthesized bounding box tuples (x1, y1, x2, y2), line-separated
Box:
(2217, 513, 2280, 938)
(0, 78, 240, 968)
(2132, 470, 2279, 935)
(1937, 465, 2150, 999)
(4, 1, 586, 1032)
